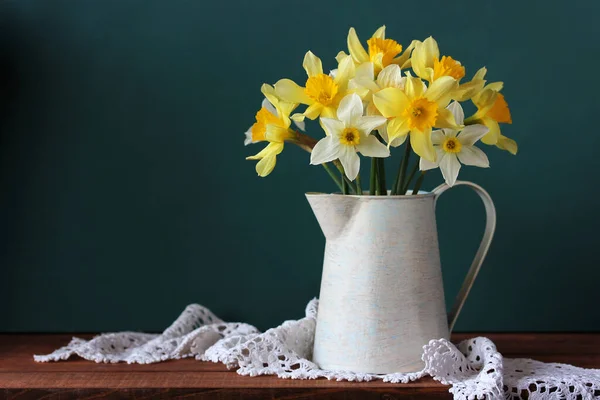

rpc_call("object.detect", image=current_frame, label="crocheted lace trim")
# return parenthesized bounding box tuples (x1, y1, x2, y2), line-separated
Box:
(34, 300, 600, 399)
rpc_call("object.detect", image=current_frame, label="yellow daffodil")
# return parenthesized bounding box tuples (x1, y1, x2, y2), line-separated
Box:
(412, 37, 463, 83)
(349, 63, 407, 146)
(466, 81, 517, 155)
(337, 26, 416, 74)
(372, 73, 459, 162)
(245, 84, 301, 177)
(411, 37, 485, 102)
(420, 102, 490, 186)
(310, 94, 389, 180)
(273, 51, 355, 121)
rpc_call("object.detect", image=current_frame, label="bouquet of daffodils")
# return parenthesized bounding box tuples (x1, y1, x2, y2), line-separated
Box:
(245, 26, 516, 195)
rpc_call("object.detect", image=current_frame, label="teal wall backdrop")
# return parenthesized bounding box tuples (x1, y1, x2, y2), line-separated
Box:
(0, 0, 598, 332)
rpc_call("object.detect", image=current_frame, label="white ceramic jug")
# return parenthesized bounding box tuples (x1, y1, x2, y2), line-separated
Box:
(306, 181, 496, 374)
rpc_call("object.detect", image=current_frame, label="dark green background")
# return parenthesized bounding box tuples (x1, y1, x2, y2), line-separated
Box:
(0, 0, 598, 332)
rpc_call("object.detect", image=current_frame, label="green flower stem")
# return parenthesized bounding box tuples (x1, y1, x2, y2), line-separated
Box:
(322, 163, 343, 192)
(342, 172, 349, 195)
(355, 173, 363, 195)
(411, 171, 426, 195)
(392, 138, 411, 195)
(377, 158, 387, 195)
(370, 158, 377, 195)
(401, 159, 420, 195)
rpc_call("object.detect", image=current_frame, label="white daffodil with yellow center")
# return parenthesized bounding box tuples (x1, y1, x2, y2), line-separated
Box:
(310, 93, 389, 181)
(372, 73, 459, 162)
(467, 83, 518, 155)
(245, 84, 303, 177)
(420, 102, 490, 186)
(411, 36, 486, 102)
(338, 26, 415, 74)
(273, 51, 355, 121)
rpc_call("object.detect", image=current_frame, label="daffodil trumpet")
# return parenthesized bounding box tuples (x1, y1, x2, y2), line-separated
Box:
(244, 27, 517, 195)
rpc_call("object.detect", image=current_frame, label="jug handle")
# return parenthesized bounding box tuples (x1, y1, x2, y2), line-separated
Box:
(432, 180, 496, 332)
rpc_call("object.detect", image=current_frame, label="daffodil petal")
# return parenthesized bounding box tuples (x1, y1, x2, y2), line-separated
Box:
(392, 39, 417, 69)
(453, 79, 485, 102)
(261, 98, 277, 116)
(355, 62, 374, 80)
(411, 37, 438, 82)
(419, 156, 438, 171)
(422, 37, 440, 63)
(387, 118, 410, 145)
(335, 55, 355, 90)
(260, 84, 279, 109)
(431, 129, 445, 145)
(457, 146, 490, 167)
(336, 51, 349, 64)
(310, 136, 340, 165)
(320, 117, 345, 137)
(354, 115, 386, 135)
(351, 77, 379, 94)
(244, 126, 253, 146)
(304, 102, 324, 120)
(485, 81, 504, 92)
(291, 113, 305, 122)
(347, 27, 369, 64)
(376, 64, 403, 89)
(255, 154, 277, 177)
(435, 107, 459, 129)
(481, 118, 500, 145)
(425, 76, 457, 105)
(404, 74, 425, 99)
(410, 129, 436, 162)
(274, 79, 311, 104)
(303, 51, 323, 77)
(265, 124, 293, 142)
(356, 134, 390, 158)
(473, 67, 487, 81)
(446, 101, 465, 126)
(337, 93, 363, 125)
(472, 88, 497, 113)
(293, 119, 305, 132)
(457, 124, 489, 146)
(372, 25, 386, 39)
(276, 102, 296, 128)
(497, 134, 518, 155)
(439, 152, 461, 186)
(339, 145, 360, 181)
(389, 133, 408, 147)
(246, 142, 278, 160)
(373, 87, 409, 118)
(321, 106, 337, 118)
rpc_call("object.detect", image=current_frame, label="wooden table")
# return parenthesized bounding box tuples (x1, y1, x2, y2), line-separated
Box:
(1, 333, 598, 399)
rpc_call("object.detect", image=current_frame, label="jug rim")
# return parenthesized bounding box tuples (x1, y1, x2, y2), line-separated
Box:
(305, 190, 435, 199)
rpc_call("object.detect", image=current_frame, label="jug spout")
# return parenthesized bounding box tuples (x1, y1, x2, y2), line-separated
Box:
(305, 193, 359, 240)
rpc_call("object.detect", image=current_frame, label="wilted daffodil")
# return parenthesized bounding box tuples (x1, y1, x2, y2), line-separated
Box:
(245, 84, 302, 177)
(467, 84, 517, 155)
(310, 94, 389, 181)
(420, 102, 490, 186)
(338, 26, 414, 74)
(373, 73, 459, 162)
(273, 51, 355, 121)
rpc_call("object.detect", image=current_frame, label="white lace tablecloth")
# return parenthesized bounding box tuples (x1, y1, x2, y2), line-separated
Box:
(34, 300, 600, 399)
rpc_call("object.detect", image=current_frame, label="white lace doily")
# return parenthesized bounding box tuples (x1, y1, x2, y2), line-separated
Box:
(34, 300, 600, 399)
